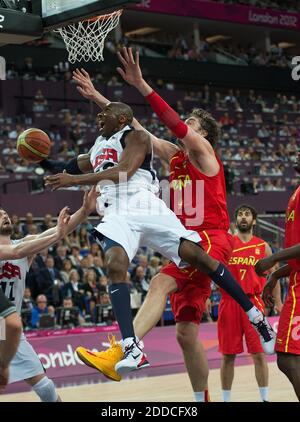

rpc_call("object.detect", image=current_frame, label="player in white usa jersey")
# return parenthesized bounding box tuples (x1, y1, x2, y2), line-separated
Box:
(44, 101, 271, 377)
(0, 188, 98, 399)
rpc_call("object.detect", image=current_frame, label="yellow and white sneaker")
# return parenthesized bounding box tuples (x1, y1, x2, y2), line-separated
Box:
(76, 334, 124, 382)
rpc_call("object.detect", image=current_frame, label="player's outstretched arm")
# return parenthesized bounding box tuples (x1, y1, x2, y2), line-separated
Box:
(256, 242, 300, 276)
(44, 131, 150, 190)
(0, 207, 70, 261)
(73, 68, 178, 162)
(40, 153, 93, 175)
(23, 187, 99, 243)
(117, 47, 214, 158)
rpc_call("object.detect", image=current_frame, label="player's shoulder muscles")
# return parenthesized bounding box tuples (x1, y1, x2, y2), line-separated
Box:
(125, 130, 151, 154)
(78, 153, 93, 173)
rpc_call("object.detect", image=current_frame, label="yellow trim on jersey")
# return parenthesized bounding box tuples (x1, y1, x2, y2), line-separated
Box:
(202, 230, 212, 254)
(170, 156, 178, 163)
(285, 272, 297, 353)
(232, 242, 265, 253)
(253, 294, 263, 311)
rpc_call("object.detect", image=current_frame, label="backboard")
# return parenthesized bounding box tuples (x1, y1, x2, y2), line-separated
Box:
(39, 0, 141, 30)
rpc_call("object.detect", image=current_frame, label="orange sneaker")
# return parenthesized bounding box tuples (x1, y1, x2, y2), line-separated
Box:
(76, 334, 124, 382)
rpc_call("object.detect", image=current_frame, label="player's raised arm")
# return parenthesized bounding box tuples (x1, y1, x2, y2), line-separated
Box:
(44, 131, 150, 190)
(0, 207, 70, 261)
(116, 47, 214, 157)
(73, 68, 178, 162)
(22, 187, 99, 243)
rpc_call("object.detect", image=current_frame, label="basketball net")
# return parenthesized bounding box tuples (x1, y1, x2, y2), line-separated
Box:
(54, 9, 123, 64)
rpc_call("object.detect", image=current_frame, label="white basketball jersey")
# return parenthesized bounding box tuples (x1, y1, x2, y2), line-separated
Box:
(0, 240, 29, 315)
(89, 125, 159, 212)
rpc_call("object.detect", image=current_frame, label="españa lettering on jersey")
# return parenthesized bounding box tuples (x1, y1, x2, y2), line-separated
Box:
(169, 150, 229, 231)
(226, 235, 267, 296)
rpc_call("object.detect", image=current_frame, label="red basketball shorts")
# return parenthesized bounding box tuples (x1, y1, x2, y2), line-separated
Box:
(275, 270, 300, 355)
(218, 294, 265, 354)
(161, 229, 233, 325)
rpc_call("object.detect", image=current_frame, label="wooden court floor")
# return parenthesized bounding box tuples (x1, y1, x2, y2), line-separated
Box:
(0, 362, 297, 402)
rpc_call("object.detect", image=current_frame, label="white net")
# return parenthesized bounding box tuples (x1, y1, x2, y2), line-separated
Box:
(55, 10, 122, 64)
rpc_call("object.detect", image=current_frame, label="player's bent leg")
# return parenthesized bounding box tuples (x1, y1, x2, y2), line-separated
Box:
(178, 240, 275, 354)
(26, 374, 61, 402)
(277, 352, 300, 401)
(176, 322, 209, 401)
(251, 353, 269, 401)
(133, 274, 177, 340)
(220, 354, 236, 402)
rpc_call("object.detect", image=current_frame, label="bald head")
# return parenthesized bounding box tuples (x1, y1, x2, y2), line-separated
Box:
(109, 102, 134, 124)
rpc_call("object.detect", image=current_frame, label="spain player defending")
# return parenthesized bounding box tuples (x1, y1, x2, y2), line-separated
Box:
(256, 154, 300, 400)
(218, 204, 282, 402)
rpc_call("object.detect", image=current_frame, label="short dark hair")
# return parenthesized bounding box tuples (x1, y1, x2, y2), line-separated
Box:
(234, 204, 257, 221)
(109, 102, 133, 124)
(190, 108, 220, 148)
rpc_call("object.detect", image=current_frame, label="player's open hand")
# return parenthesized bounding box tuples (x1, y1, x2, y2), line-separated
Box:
(44, 170, 75, 191)
(82, 186, 100, 214)
(117, 47, 143, 87)
(0, 366, 9, 392)
(56, 206, 71, 238)
(255, 256, 275, 276)
(262, 274, 277, 307)
(73, 68, 97, 100)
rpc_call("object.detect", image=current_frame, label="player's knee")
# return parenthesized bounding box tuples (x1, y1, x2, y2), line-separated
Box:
(179, 240, 218, 274)
(32, 376, 58, 402)
(149, 275, 176, 296)
(176, 326, 196, 350)
(106, 255, 128, 281)
(6, 313, 22, 338)
(277, 353, 292, 375)
(252, 352, 265, 365)
(223, 354, 236, 364)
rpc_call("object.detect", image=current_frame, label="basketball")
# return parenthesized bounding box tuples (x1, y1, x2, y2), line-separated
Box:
(17, 128, 51, 163)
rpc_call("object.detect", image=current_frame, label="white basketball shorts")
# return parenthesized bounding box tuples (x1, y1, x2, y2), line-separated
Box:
(9, 333, 44, 383)
(95, 190, 201, 266)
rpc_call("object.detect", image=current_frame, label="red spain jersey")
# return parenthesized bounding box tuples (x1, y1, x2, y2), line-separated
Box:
(226, 235, 267, 296)
(169, 150, 230, 231)
(285, 186, 300, 271)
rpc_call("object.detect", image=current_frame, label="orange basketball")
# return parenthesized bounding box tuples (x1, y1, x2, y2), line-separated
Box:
(17, 128, 51, 163)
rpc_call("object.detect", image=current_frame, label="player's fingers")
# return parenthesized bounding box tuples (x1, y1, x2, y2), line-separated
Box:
(136, 50, 140, 66)
(81, 68, 91, 79)
(128, 47, 135, 64)
(116, 67, 126, 80)
(122, 46, 130, 62)
(117, 51, 127, 67)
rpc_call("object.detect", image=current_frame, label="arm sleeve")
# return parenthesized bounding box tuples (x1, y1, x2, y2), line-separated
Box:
(40, 157, 83, 175)
(145, 90, 188, 139)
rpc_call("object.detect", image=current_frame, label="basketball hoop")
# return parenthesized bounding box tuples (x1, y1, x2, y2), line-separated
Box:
(55, 9, 123, 64)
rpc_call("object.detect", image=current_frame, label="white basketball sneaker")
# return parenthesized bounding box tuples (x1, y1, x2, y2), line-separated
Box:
(250, 312, 276, 355)
(115, 341, 150, 376)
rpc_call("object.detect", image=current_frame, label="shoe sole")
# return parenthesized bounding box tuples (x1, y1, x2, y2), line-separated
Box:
(76, 350, 122, 382)
(116, 361, 150, 376)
